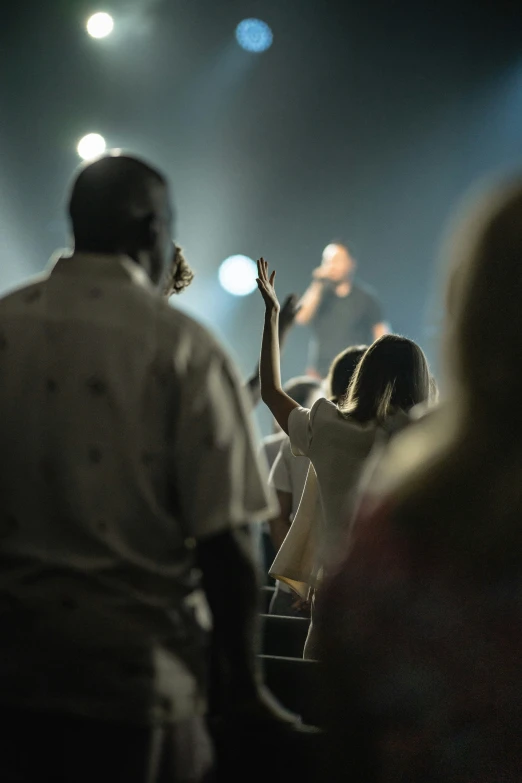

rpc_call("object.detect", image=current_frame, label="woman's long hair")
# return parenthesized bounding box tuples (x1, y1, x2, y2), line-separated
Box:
(339, 335, 430, 423)
(390, 178, 522, 576)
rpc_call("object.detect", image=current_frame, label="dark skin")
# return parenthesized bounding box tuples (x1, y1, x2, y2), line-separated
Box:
(197, 527, 296, 723)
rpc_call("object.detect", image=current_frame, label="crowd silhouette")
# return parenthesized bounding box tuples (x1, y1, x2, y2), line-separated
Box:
(0, 152, 521, 781)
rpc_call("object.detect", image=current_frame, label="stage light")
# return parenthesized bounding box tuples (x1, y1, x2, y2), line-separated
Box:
(77, 133, 107, 161)
(86, 12, 114, 39)
(235, 19, 273, 53)
(218, 255, 258, 296)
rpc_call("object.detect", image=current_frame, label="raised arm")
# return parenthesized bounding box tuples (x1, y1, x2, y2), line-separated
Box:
(245, 294, 300, 407)
(256, 258, 299, 434)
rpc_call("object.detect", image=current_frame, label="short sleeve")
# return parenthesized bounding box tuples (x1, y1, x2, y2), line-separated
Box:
(171, 348, 278, 541)
(367, 291, 383, 326)
(288, 397, 327, 457)
(269, 439, 292, 494)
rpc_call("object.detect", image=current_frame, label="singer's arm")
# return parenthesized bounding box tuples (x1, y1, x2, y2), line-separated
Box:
(295, 280, 325, 325)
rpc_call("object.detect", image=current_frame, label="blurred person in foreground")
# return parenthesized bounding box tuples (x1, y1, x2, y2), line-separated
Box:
(267, 346, 367, 617)
(0, 153, 291, 782)
(318, 177, 522, 782)
(255, 259, 430, 657)
(296, 242, 388, 378)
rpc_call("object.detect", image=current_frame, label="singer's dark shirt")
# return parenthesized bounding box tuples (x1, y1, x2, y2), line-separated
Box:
(309, 281, 383, 377)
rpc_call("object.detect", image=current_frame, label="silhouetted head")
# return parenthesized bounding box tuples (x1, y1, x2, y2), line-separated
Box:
(284, 376, 322, 408)
(340, 334, 430, 423)
(446, 178, 522, 421)
(326, 345, 368, 404)
(68, 153, 173, 287)
(321, 242, 356, 283)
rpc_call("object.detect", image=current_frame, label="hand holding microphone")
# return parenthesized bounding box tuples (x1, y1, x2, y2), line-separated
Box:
(312, 266, 331, 282)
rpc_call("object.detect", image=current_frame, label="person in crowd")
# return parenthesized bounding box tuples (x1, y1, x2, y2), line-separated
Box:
(295, 242, 388, 378)
(162, 241, 194, 298)
(246, 294, 302, 407)
(256, 258, 430, 656)
(257, 258, 429, 558)
(325, 344, 369, 405)
(261, 377, 323, 473)
(0, 154, 291, 783)
(318, 177, 522, 782)
(257, 377, 321, 584)
(267, 346, 367, 617)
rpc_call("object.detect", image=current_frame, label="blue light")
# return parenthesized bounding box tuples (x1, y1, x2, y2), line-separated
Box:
(235, 19, 273, 53)
(219, 255, 258, 296)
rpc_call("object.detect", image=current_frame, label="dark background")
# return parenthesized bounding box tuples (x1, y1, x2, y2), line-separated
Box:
(2, 0, 522, 431)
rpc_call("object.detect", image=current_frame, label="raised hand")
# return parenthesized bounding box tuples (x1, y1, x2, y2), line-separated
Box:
(312, 266, 329, 281)
(256, 258, 280, 312)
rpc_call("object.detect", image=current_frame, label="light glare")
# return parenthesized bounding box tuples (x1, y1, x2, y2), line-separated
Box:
(87, 12, 114, 39)
(235, 19, 273, 53)
(219, 255, 258, 297)
(77, 133, 107, 161)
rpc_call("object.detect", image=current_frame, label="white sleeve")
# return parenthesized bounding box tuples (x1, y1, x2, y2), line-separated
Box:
(268, 439, 292, 494)
(172, 351, 278, 541)
(288, 397, 325, 457)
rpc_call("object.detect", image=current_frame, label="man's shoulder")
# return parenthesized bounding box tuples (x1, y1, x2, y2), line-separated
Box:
(353, 279, 380, 303)
(0, 275, 48, 311)
(159, 303, 233, 370)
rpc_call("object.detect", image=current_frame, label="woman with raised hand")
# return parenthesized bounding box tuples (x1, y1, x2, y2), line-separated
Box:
(256, 258, 431, 564)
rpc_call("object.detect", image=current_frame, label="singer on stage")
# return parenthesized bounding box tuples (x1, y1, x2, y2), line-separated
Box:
(296, 242, 388, 378)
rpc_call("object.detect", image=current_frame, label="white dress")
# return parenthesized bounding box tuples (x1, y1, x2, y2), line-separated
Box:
(289, 398, 380, 554)
(269, 399, 381, 600)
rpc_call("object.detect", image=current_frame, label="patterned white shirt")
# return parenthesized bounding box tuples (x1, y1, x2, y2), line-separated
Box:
(0, 252, 276, 724)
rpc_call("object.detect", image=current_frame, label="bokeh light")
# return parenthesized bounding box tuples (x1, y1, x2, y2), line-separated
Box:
(77, 133, 107, 161)
(235, 19, 273, 53)
(86, 12, 114, 39)
(218, 255, 258, 296)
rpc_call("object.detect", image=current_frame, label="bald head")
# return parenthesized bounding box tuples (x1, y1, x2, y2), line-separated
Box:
(68, 153, 173, 286)
(321, 242, 356, 282)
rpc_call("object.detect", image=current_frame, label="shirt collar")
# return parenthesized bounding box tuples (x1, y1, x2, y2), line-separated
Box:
(47, 251, 155, 292)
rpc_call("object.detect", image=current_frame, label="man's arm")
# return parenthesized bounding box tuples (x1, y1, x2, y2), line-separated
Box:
(295, 280, 325, 325)
(171, 321, 294, 724)
(268, 491, 292, 552)
(197, 527, 296, 724)
(197, 527, 260, 709)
